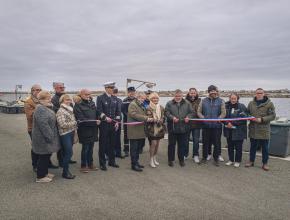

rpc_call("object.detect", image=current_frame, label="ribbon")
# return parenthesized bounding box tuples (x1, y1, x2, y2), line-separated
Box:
(77, 116, 255, 126)
(188, 116, 255, 122)
(77, 119, 144, 126)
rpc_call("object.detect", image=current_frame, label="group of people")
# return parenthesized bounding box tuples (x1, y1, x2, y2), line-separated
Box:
(24, 82, 276, 183)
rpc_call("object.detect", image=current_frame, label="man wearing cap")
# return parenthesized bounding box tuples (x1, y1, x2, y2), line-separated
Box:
(97, 82, 121, 171)
(121, 87, 136, 157)
(112, 87, 125, 159)
(197, 85, 226, 166)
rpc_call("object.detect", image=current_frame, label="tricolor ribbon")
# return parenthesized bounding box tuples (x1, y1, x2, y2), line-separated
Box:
(77, 116, 256, 126)
(188, 116, 255, 122)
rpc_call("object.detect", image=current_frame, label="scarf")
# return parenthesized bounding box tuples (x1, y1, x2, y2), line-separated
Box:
(61, 103, 73, 112)
(149, 102, 163, 136)
(149, 102, 162, 120)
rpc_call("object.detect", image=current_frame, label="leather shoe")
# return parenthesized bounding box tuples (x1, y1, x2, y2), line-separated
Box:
(62, 171, 76, 179)
(137, 163, 145, 168)
(100, 165, 107, 171)
(168, 161, 174, 167)
(69, 160, 77, 164)
(179, 161, 185, 167)
(109, 163, 120, 168)
(132, 165, 143, 172)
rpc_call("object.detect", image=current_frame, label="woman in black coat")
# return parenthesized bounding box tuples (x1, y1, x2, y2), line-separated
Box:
(223, 93, 248, 168)
(73, 89, 100, 173)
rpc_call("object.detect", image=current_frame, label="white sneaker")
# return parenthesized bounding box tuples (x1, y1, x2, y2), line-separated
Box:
(193, 156, 200, 164)
(234, 162, 240, 168)
(153, 156, 159, 166)
(36, 177, 52, 183)
(150, 158, 157, 168)
(46, 173, 55, 179)
(225, 161, 233, 166)
(218, 155, 225, 162)
(207, 155, 212, 161)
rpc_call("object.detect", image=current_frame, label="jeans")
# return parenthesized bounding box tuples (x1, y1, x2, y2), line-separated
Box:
(168, 133, 187, 162)
(81, 142, 94, 167)
(184, 129, 200, 157)
(202, 128, 222, 161)
(37, 154, 51, 178)
(250, 138, 269, 164)
(60, 131, 74, 174)
(130, 139, 144, 166)
(227, 139, 243, 162)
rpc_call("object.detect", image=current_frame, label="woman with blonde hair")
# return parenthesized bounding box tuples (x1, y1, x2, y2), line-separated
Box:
(145, 92, 166, 168)
(56, 94, 78, 179)
(32, 91, 60, 183)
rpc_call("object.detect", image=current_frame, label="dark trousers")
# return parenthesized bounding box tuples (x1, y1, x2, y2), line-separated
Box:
(37, 154, 51, 178)
(207, 128, 222, 156)
(227, 138, 243, 162)
(168, 133, 187, 162)
(28, 131, 39, 168)
(202, 128, 222, 161)
(115, 126, 122, 157)
(250, 138, 269, 164)
(130, 139, 144, 166)
(123, 124, 129, 153)
(60, 131, 74, 174)
(81, 142, 94, 167)
(184, 129, 201, 157)
(99, 124, 116, 166)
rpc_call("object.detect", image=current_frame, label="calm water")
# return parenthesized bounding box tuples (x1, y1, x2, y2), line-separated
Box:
(1, 93, 289, 118)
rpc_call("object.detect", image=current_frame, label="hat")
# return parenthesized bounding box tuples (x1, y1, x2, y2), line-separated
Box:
(208, 85, 218, 93)
(127, 86, 136, 92)
(103, 82, 115, 88)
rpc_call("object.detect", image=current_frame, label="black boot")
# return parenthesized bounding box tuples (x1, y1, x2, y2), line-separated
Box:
(132, 165, 143, 172)
(62, 171, 76, 179)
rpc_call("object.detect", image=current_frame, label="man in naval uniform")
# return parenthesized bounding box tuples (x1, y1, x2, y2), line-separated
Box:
(97, 82, 121, 171)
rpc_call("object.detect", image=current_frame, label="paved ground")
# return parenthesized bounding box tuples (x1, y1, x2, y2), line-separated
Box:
(0, 113, 290, 220)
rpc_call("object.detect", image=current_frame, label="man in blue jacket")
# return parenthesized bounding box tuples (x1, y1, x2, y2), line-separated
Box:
(197, 85, 226, 166)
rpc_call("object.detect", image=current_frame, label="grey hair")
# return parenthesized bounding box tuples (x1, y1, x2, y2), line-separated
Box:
(136, 91, 146, 98)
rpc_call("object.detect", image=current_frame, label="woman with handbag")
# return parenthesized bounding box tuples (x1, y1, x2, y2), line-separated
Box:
(145, 92, 166, 168)
(56, 94, 78, 179)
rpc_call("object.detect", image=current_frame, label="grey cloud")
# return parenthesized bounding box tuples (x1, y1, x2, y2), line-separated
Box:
(0, 0, 289, 91)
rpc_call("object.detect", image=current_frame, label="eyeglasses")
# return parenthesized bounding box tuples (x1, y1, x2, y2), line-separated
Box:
(33, 89, 42, 92)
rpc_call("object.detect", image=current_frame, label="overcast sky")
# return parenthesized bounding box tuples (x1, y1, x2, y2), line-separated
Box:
(0, 0, 290, 91)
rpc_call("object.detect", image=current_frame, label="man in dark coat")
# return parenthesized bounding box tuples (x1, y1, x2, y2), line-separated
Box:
(97, 82, 121, 171)
(121, 86, 136, 157)
(165, 89, 193, 167)
(74, 89, 100, 173)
